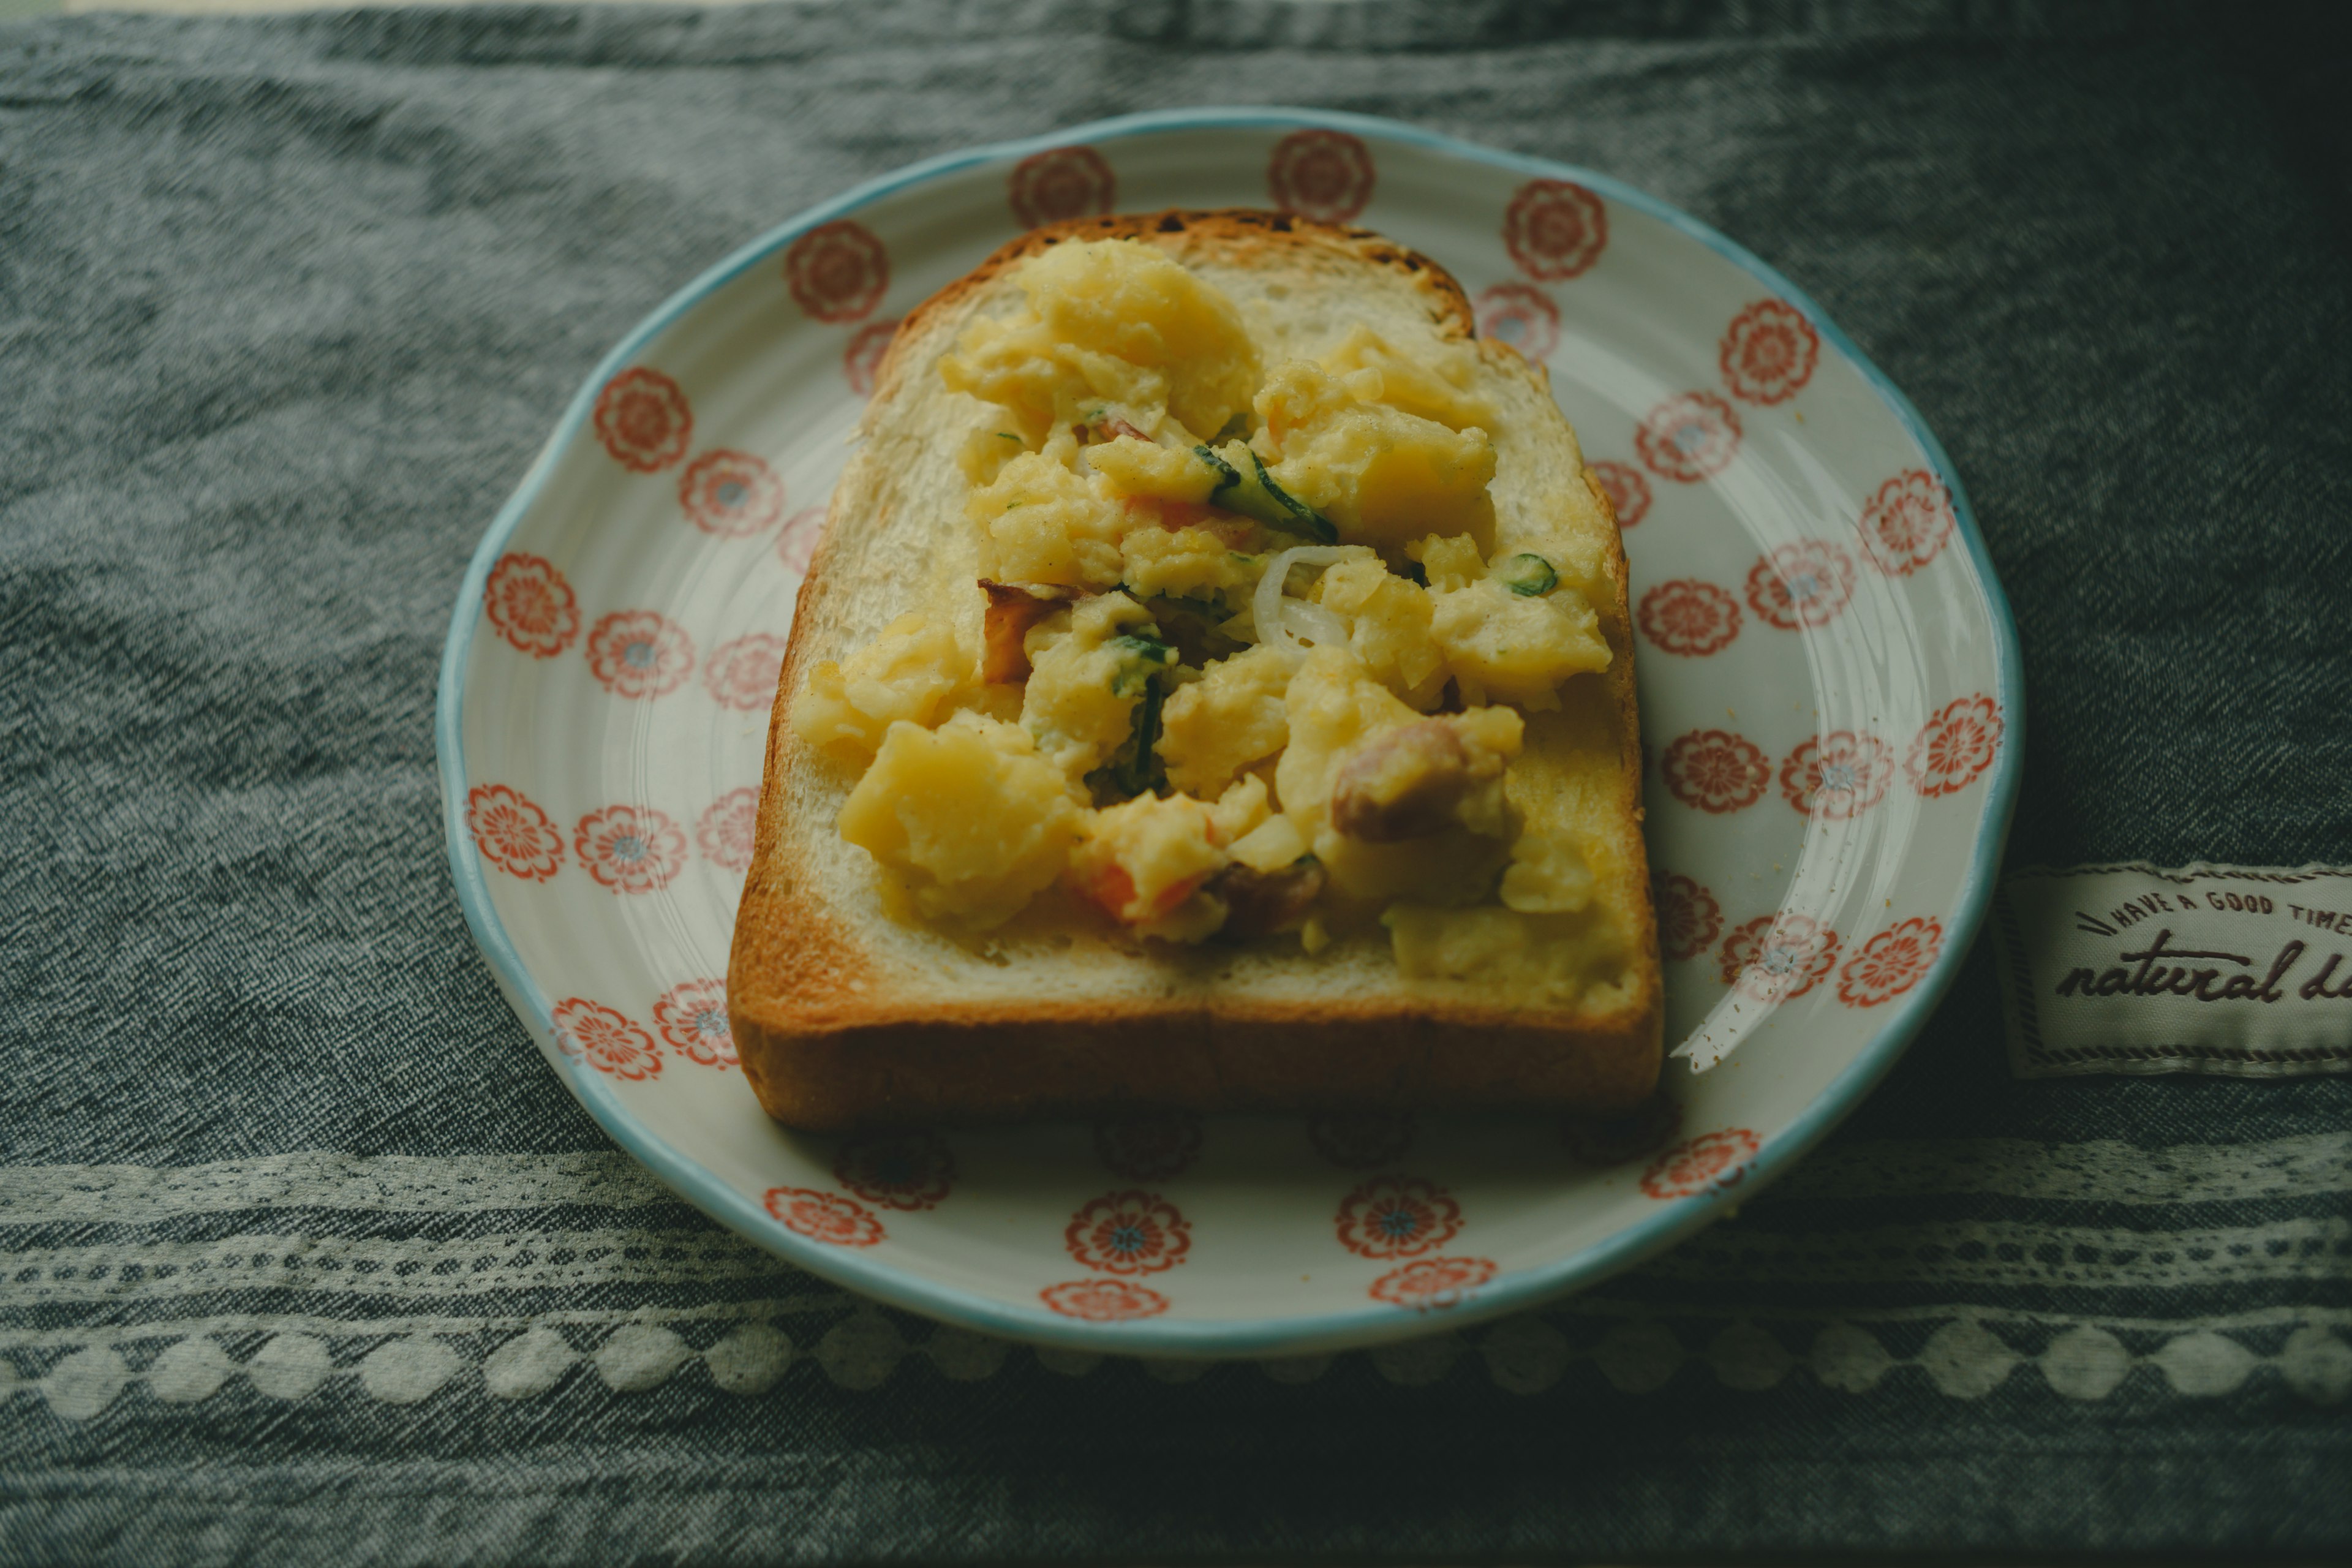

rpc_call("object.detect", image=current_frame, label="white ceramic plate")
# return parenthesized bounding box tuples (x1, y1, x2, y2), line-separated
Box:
(437, 108, 2021, 1357)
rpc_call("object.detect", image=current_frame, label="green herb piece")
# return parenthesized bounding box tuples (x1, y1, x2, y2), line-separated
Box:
(1193, 443, 1242, 489)
(1107, 631, 1178, 696)
(1087, 679, 1166, 802)
(1200, 443, 1337, 545)
(1499, 553, 1558, 597)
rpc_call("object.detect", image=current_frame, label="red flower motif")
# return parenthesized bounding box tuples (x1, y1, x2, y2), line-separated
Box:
(1719, 913, 1840, 1003)
(1335, 1175, 1461, 1259)
(783, 221, 889, 324)
(551, 997, 662, 1081)
(1039, 1279, 1169, 1322)
(1588, 459, 1651, 527)
(1640, 1128, 1762, 1199)
(1369, 1256, 1497, 1312)
(1065, 1191, 1191, 1275)
(592, 368, 693, 473)
(704, 634, 788, 712)
(1838, 916, 1945, 1007)
(1857, 469, 1955, 578)
(574, 805, 688, 894)
(1266, 129, 1376, 223)
(1503, 178, 1607, 282)
(1474, 282, 1559, 362)
(1779, 731, 1894, 818)
(1094, 1109, 1204, 1180)
(834, 1130, 956, 1210)
(843, 320, 899, 398)
(1562, 1093, 1683, 1166)
(467, 783, 564, 881)
(677, 450, 785, 538)
(1661, 729, 1770, 813)
(1008, 145, 1117, 228)
(586, 610, 695, 699)
(1719, 299, 1820, 405)
(776, 505, 827, 576)
(1745, 540, 1856, 630)
(483, 553, 581, 657)
(1906, 695, 2003, 797)
(1636, 391, 1741, 482)
(697, 787, 760, 874)
(764, 1186, 885, 1247)
(1652, 872, 1722, 962)
(1638, 579, 1741, 657)
(653, 977, 736, 1069)
(1306, 1112, 1416, 1170)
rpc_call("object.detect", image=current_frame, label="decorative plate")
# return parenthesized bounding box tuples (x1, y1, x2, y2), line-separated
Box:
(437, 108, 2021, 1356)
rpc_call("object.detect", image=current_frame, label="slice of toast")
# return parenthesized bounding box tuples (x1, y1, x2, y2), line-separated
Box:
(729, 210, 1660, 1130)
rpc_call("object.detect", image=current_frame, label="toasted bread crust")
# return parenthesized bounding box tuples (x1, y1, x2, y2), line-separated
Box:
(731, 209, 1659, 1131)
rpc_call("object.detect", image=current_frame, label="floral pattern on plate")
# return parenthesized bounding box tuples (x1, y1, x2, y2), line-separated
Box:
(654, 978, 737, 1069)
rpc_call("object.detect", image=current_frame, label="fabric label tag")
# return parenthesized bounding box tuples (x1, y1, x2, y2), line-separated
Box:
(1993, 862, 2352, 1079)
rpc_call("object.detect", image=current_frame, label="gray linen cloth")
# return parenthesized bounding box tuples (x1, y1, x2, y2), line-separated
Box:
(2, 1, 2347, 1561)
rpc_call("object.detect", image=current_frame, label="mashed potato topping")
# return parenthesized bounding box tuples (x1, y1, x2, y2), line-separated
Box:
(837, 713, 1080, 925)
(940, 239, 1259, 446)
(793, 612, 970, 761)
(791, 236, 1629, 993)
(1257, 361, 1499, 556)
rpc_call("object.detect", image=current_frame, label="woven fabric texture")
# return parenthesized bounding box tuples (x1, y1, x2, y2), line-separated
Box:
(2, 2, 2348, 1561)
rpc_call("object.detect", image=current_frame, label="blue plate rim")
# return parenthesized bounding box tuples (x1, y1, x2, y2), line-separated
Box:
(434, 104, 2026, 1357)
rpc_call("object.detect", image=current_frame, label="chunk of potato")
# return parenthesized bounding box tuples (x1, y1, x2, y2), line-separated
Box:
(1120, 524, 1265, 608)
(940, 240, 1259, 443)
(1068, 791, 1229, 941)
(1087, 435, 1219, 505)
(1312, 553, 1447, 708)
(1023, 241, 1260, 440)
(1022, 592, 1162, 783)
(1320, 325, 1494, 432)
(966, 450, 1131, 591)
(790, 612, 968, 761)
(1156, 641, 1298, 798)
(1256, 361, 1497, 557)
(1428, 578, 1610, 709)
(837, 713, 1080, 927)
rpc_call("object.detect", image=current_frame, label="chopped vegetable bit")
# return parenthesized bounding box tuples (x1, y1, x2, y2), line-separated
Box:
(1108, 631, 1178, 696)
(1499, 553, 1558, 597)
(979, 579, 1082, 684)
(1198, 442, 1338, 544)
(1193, 443, 1240, 489)
(1210, 855, 1326, 940)
(1088, 678, 1167, 802)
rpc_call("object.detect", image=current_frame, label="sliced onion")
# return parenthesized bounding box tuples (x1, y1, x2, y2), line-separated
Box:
(1252, 545, 1359, 655)
(1282, 600, 1351, 648)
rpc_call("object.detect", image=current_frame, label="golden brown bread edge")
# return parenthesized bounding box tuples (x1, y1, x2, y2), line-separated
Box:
(728, 209, 1661, 1131)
